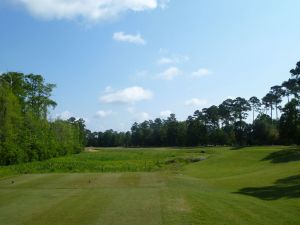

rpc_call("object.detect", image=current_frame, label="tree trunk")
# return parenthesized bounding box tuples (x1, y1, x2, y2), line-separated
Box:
(276, 103, 278, 120)
(270, 103, 273, 122)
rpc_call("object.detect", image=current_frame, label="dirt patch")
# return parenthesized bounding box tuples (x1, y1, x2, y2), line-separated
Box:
(84, 148, 99, 153)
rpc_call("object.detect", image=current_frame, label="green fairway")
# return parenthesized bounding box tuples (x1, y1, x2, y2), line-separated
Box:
(0, 146, 299, 225)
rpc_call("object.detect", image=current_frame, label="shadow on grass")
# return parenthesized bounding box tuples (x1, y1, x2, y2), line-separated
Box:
(230, 146, 246, 151)
(262, 148, 300, 163)
(235, 174, 300, 200)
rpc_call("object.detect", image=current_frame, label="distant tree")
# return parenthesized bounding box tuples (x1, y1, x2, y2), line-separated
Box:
(150, 118, 163, 146)
(252, 114, 279, 145)
(202, 105, 220, 129)
(124, 131, 131, 147)
(270, 86, 284, 119)
(131, 122, 141, 146)
(282, 79, 295, 102)
(262, 93, 275, 120)
(286, 61, 300, 100)
(219, 99, 234, 127)
(249, 96, 261, 123)
(186, 115, 206, 146)
(68, 117, 86, 148)
(82, 60, 300, 148)
(139, 121, 151, 146)
(279, 99, 300, 144)
(233, 97, 251, 122)
(290, 61, 300, 79)
(234, 121, 251, 146)
(177, 121, 187, 146)
(165, 114, 179, 146)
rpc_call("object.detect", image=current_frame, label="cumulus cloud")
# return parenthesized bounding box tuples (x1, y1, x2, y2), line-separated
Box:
(157, 67, 181, 80)
(126, 107, 151, 122)
(126, 107, 136, 114)
(100, 86, 153, 104)
(191, 68, 211, 78)
(96, 110, 112, 118)
(135, 112, 151, 122)
(13, 0, 166, 22)
(185, 98, 208, 107)
(158, 0, 170, 9)
(157, 57, 173, 65)
(113, 32, 146, 45)
(104, 86, 113, 93)
(157, 55, 189, 65)
(160, 110, 172, 118)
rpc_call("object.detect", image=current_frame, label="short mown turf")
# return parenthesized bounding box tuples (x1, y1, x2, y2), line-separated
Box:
(0, 146, 299, 225)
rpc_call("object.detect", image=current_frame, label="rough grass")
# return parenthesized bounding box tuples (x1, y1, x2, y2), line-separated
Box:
(0, 146, 299, 225)
(0, 148, 207, 175)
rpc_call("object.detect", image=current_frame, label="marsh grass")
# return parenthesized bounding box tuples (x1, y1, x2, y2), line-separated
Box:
(0, 148, 207, 175)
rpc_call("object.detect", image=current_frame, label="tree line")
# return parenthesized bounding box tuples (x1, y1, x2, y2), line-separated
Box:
(0, 72, 86, 165)
(86, 61, 300, 147)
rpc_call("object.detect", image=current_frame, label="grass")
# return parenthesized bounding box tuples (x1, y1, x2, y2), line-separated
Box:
(0, 146, 299, 225)
(0, 148, 207, 175)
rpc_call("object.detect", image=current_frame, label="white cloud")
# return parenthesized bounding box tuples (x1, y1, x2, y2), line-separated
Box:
(96, 110, 112, 118)
(126, 107, 136, 114)
(55, 110, 89, 123)
(14, 0, 163, 22)
(113, 32, 146, 45)
(104, 86, 113, 93)
(159, 0, 170, 9)
(191, 68, 211, 78)
(157, 55, 189, 65)
(226, 96, 236, 100)
(185, 98, 208, 107)
(100, 86, 153, 104)
(157, 67, 181, 80)
(157, 57, 173, 65)
(126, 107, 151, 122)
(160, 110, 172, 118)
(135, 112, 151, 122)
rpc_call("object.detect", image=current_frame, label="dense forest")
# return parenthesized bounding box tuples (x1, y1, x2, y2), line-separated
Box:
(86, 61, 300, 147)
(0, 73, 86, 165)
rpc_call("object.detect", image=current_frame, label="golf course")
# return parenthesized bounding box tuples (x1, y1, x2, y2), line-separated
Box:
(1, 1, 300, 224)
(0, 146, 299, 225)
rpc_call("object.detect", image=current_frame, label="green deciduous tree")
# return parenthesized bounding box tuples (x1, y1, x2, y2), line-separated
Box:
(0, 72, 85, 165)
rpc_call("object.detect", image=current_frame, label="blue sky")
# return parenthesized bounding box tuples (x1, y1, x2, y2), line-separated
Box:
(1, 0, 300, 131)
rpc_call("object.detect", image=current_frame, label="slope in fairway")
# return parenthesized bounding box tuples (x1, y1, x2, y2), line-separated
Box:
(0, 146, 299, 225)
